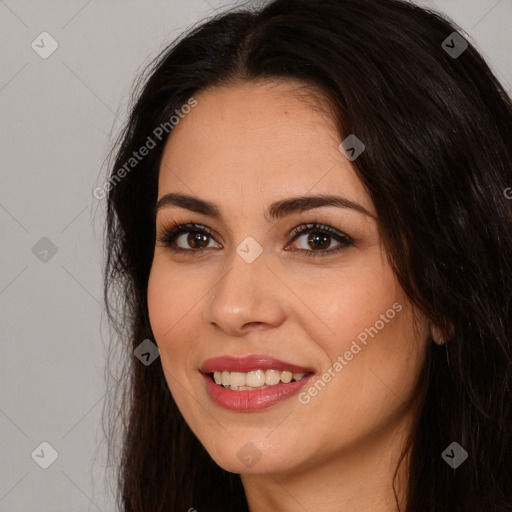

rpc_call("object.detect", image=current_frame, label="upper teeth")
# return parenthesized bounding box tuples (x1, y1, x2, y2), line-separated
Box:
(213, 369, 308, 389)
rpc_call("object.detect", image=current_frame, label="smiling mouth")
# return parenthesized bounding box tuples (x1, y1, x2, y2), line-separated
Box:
(208, 369, 313, 391)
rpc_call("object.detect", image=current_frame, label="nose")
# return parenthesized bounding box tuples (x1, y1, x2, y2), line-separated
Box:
(205, 248, 286, 336)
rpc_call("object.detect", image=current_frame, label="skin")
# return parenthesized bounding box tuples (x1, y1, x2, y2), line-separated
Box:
(147, 80, 431, 512)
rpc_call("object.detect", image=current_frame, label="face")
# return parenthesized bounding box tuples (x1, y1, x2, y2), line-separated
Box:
(147, 80, 430, 476)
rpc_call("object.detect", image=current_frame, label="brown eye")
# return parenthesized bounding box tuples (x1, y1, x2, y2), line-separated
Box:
(286, 222, 354, 258)
(157, 221, 353, 259)
(157, 222, 220, 254)
(185, 232, 210, 250)
(303, 232, 331, 251)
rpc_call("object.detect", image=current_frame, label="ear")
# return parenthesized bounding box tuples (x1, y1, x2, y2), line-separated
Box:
(430, 323, 454, 345)
(430, 325, 445, 345)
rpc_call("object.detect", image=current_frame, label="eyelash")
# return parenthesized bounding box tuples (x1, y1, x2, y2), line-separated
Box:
(156, 219, 354, 258)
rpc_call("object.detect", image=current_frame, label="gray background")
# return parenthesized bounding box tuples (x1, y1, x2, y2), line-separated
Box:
(1, 0, 511, 511)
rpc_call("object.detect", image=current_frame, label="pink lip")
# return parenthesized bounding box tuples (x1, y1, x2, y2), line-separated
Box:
(200, 355, 315, 374)
(199, 355, 315, 411)
(201, 372, 315, 411)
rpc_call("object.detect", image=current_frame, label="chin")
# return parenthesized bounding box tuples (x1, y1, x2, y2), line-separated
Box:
(204, 437, 303, 475)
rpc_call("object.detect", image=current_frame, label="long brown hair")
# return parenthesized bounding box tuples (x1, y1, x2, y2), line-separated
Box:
(102, 0, 512, 510)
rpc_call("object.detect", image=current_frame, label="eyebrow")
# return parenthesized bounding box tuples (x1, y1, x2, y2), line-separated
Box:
(154, 192, 376, 220)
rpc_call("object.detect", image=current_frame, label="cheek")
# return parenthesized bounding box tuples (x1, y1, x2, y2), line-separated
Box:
(333, 302, 426, 419)
(147, 263, 199, 409)
(147, 261, 196, 343)
(291, 257, 426, 435)
(147, 268, 169, 345)
(147, 262, 192, 374)
(294, 252, 401, 358)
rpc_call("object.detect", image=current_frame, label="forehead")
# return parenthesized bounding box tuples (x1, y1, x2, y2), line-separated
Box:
(157, 80, 372, 216)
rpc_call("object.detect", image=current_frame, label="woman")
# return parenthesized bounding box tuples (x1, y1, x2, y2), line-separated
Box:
(102, 0, 512, 510)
